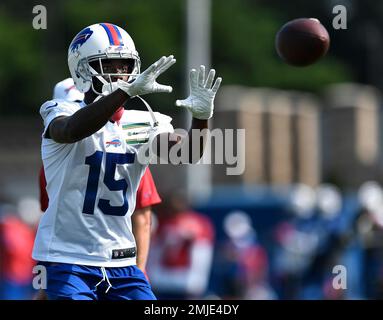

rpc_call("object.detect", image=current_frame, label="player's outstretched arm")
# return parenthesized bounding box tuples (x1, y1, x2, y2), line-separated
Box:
(48, 56, 176, 144)
(48, 89, 128, 143)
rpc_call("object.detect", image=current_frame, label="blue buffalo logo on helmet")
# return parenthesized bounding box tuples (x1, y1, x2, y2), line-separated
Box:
(70, 27, 93, 53)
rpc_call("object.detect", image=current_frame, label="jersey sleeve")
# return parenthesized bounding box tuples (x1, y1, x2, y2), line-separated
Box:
(40, 99, 80, 136)
(135, 167, 162, 210)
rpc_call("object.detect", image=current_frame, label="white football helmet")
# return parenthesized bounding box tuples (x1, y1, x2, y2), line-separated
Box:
(68, 23, 141, 95)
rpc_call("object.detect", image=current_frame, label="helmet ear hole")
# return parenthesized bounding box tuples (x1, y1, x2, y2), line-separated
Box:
(75, 71, 80, 78)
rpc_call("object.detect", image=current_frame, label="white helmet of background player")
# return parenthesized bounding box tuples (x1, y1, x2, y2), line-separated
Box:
(53, 78, 84, 102)
(67, 23, 141, 95)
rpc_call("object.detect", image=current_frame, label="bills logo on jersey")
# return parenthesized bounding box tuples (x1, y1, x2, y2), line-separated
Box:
(70, 28, 93, 52)
(106, 139, 122, 148)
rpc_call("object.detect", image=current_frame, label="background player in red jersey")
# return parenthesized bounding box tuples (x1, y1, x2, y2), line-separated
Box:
(148, 192, 215, 299)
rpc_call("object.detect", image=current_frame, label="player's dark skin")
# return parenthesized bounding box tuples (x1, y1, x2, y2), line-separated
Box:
(47, 59, 207, 162)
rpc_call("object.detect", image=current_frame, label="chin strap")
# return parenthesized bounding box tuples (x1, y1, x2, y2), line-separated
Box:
(134, 95, 159, 127)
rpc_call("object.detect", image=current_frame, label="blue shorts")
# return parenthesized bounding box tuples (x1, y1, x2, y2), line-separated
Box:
(38, 262, 156, 300)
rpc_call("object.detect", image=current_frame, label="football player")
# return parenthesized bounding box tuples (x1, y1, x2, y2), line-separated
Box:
(32, 23, 221, 300)
(36, 78, 162, 300)
(40, 78, 162, 276)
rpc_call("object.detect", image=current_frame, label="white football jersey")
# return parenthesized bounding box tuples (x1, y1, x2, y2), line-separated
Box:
(32, 99, 173, 267)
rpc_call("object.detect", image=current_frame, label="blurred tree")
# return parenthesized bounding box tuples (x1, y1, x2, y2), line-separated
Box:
(0, 7, 43, 115)
(62, 0, 185, 116)
(260, 0, 383, 90)
(212, 0, 352, 92)
(0, 0, 360, 116)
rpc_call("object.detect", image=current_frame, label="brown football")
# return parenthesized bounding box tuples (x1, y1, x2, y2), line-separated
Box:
(275, 18, 330, 67)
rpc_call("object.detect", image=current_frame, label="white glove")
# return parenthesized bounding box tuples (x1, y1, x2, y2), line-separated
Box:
(175, 65, 222, 120)
(102, 55, 176, 96)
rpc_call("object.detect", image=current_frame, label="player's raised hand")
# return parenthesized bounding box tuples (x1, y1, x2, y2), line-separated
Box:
(111, 55, 176, 97)
(175, 65, 222, 120)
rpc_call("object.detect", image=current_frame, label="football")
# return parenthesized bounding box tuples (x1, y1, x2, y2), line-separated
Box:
(275, 18, 330, 67)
